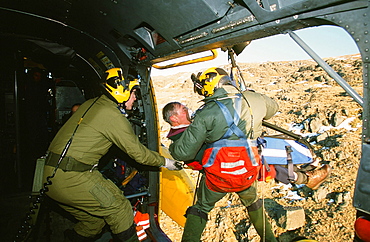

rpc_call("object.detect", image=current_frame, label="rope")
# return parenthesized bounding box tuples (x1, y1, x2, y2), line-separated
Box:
(193, 172, 202, 205)
(262, 165, 266, 242)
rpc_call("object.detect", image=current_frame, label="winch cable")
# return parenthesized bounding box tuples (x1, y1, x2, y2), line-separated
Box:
(227, 47, 248, 90)
(227, 48, 312, 146)
(14, 95, 101, 242)
(227, 48, 270, 240)
(226, 49, 321, 241)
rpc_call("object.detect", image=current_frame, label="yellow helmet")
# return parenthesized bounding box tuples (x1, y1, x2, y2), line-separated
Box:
(102, 68, 139, 103)
(191, 67, 231, 97)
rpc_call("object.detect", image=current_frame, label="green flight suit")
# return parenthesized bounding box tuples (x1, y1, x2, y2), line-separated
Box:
(169, 85, 279, 242)
(43, 94, 165, 238)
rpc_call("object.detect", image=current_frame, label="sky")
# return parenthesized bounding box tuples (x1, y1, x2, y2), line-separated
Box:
(151, 25, 360, 77)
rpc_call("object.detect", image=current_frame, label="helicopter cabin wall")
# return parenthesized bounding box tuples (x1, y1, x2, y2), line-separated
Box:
(0, 42, 99, 194)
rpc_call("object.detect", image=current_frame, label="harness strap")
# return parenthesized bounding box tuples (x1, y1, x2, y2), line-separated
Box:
(203, 139, 259, 168)
(285, 146, 295, 182)
(203, 96, 259, 168)
(203, 146, 222, 168)
(214, 97, 246, 139)
(257, 137, 271, 172)
(233, 93, 242, 127)
(122, 170, 138, 186)
(184, 206, 208, 221)
(45, 152, 97, 172)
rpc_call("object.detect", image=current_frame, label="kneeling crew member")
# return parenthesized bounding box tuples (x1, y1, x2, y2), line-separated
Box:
(43, 68, 181, 242)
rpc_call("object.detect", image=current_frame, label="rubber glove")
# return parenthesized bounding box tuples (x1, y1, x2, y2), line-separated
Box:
(162, 158, 183, 170)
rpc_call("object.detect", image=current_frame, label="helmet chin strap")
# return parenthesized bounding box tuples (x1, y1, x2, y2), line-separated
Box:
(118, 103, 128, 115)
(215, 81, 224, 89)
(219, 75, 233, 86)
(118, 102, 125, 108)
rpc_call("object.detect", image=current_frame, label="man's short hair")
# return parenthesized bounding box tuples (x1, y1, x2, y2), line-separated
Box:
(162, 102, 183, 125)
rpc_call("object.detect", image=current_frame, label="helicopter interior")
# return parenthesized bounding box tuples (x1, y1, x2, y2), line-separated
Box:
(0, 0, 369, 241)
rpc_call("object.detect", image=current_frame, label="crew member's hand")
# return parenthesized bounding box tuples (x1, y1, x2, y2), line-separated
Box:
(162, 158, 183, 170)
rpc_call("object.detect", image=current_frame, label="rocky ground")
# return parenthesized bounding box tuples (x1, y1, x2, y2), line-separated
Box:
(152, 54, 363, 242)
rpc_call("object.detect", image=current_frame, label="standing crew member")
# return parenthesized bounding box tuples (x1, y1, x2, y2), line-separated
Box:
(169, 67, 279, 242)
(43, 68, 181, 242)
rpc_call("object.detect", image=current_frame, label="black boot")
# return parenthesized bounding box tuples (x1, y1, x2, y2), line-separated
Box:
(182, 207, 208, 242)
(112, 224, 139, 242)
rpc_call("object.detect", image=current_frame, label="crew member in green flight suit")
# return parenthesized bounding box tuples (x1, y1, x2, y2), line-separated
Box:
(168, 67, 279, 242)
(43, 68, 182, 242)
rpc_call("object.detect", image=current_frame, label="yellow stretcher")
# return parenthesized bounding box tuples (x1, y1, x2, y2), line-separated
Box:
(159, 146, 196, 227)
(154, 50, 215, 226)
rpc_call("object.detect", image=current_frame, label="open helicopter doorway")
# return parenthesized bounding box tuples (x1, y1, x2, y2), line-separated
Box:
(151, 25, 364, 242)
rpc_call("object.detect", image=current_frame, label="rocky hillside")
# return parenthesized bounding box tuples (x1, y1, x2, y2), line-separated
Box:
(152, 54, 363, 242)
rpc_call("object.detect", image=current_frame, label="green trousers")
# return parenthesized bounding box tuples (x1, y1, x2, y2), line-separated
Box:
(182, 176, 276, 241)
(248, 205, 277, 242)
(182, 214, 207, 242)
(43, 165, 134, 238)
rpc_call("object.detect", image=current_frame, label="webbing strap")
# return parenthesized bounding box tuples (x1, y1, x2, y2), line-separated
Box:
(203, 96, 259, 168)
(185, 206, 208, 221)
(45, 152, 96, 172)
(285, 146, 295, 182)
(214, 98, 245, 139)
(203, 146, 222, 168)
(233, 94, 242, 126)
(207, 139, 257, 148)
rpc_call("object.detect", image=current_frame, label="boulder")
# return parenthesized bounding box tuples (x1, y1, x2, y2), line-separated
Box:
(277, 206, 305, 230)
